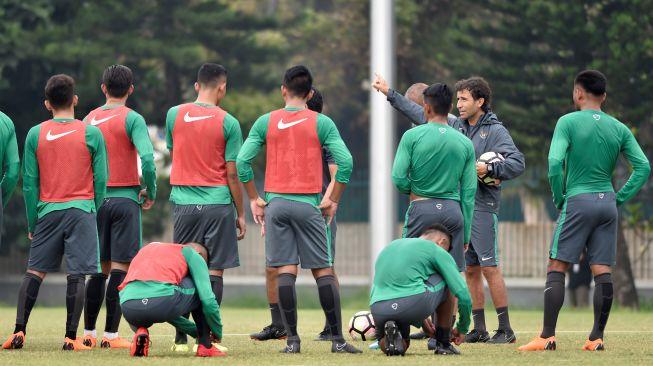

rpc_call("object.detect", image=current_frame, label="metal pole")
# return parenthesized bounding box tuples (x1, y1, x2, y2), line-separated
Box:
(370, 0, 396, 280)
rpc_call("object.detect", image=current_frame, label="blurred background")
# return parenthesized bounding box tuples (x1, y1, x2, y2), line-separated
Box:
(0, 0, 651, 308)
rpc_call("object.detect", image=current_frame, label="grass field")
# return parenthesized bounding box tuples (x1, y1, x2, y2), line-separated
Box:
(0, 307, 651, 365)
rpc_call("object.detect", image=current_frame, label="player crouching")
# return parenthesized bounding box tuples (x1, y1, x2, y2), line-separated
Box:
(370, 225, 472, 356)
(118, 242, 225, 357)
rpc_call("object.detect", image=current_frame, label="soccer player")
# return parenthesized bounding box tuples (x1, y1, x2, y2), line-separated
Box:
(3, 74, 107, 351)
(81, 64, 157, 349)
(250, 87, 341, 342)
(371, 224, 472, 356)
(237, 65, 360, 354)
(119, 242, 224, 357)
(166, 63, 245, 351)
(375, 73, 525, 343)
(0, 109, 20, 248)
(519, 70, 650, 352)
(392, 83, 476, 274)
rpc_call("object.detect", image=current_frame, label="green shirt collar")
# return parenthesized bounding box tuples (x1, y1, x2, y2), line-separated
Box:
(51, 118, 75, 122)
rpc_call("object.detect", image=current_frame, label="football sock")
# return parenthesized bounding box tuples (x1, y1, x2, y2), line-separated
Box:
(103, 332, 118, 340)
(65, 274, 86, 340)
(105, 269, 126, 333)
(541, 271, 565, 338)
(84, 273, 107, 332)
(496, 306, 511, 330)
(316, 275, 343, 341)
(589, 273, 613, 341)
(270, 303, 283, 327)
(435, 326, 451, 346)
(210, 275, 223, 306)
(14, 273, 43, 334)
(175, 313, 190, 344)
(472, 308, 486, 332)
(191, 308, 212, 348)
(277, 273, 298, 339)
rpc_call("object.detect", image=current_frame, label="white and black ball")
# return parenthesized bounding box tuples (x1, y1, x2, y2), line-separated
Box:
(477, 151, 505, 186)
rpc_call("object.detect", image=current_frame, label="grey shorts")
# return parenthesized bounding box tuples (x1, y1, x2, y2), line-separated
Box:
(550, 192, 617, 266)
(97, 198, 142, 263)
(265, 198, 332, 269)
(371, 273, 449, 340)
(122, 277, 200, 328)
(28, 208, 100, 274)
(403, 199, 465, 271)
(173, 203, 239, 270)
(466, 210, 500, 267)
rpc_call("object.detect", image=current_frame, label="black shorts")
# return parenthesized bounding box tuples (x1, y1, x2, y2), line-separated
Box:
(97, 198, 142, 263)
(28, 208, 100, 274)
(550, 192, 617, 266)
(173, 203, 239, 270)
(403, 199, 465, 272)
(371, 273, 449, 340)
(465, 211, 500, 267)
(121, 277, 201, 328)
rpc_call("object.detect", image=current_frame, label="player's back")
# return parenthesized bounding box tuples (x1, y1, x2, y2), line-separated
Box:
(0, 111, 14, 173)
(402, 123, 473, 198)
(554, 110, 627, 197)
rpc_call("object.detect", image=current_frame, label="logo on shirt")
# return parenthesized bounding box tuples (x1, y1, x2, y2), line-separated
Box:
(593, 114, 601, 121)
(46, 129, 77, 141)
(436, 203, 443, 210)
(278, 118, 308, 130)
(183, 112, 213, 123)
(480, 131, 488, 139)
(90, 114, 117, 126)
(439, 127, 446, 134)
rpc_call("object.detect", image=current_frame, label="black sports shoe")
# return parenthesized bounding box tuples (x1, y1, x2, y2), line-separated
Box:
(427, 337, 437, 350)
(409, 330, 428, 340)
(280, 339, 301, 353)
(315, 326, 331, 341)
(464, 329, 490, 343)
(331, 340, 362, 353)
(250, 324, 287, 341)
(383, 321, 405, 356)
(487, 329, 516, 344)
(433, 340, 461, 355)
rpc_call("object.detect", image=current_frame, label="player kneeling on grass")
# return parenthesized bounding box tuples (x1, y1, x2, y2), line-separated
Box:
(118, 242, 225, 357)
(370, 224, 472, 356)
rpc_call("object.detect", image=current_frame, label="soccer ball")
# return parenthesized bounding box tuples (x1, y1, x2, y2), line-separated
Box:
(348, 311, 375, 341)
(477, 151, 505, 186)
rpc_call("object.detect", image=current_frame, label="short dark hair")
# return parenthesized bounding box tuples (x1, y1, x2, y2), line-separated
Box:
(102, 64, 133, 98)
(574, 70, 607, 96)
(423, 83, 453, 116)
(454, 76, 492, 112)
(283, 65, 313, 98)
(421, 224, 452, 242)
(45, 74, 75, 109)
(197, 63, 227, 87)
(306, 87, 323, 113)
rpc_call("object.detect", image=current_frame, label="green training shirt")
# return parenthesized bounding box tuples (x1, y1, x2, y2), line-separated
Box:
(23, 119, 107, 232)
(83, 104, 157, 202)
(548, 110, 650, 208)
(119, 245, 223, 338)
(0, 111, 20, 207)
(236, 107, 353, 206)
(392, 122, 477, 243)
(166, 102, 243, 205)
(370, 238, 472, 334)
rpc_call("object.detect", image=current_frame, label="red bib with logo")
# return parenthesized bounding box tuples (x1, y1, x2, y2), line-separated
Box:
(119, 243, 187, 290)
(85, 105, 140, 186)
(170, 103, 227, 186)
(264, 109, 322, 193)
(37, 120, 94, 202)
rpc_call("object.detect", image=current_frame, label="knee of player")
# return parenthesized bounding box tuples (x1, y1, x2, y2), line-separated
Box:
(480, 265, 500, 277)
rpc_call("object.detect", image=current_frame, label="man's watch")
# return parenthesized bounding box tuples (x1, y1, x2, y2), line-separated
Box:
(487, 162, 493, 172)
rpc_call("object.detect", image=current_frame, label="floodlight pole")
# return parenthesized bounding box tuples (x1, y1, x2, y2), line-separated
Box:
(369, 0, 396, 280)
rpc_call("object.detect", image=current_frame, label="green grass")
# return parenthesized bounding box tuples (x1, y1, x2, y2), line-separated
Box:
(0, 307, 652, 365)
